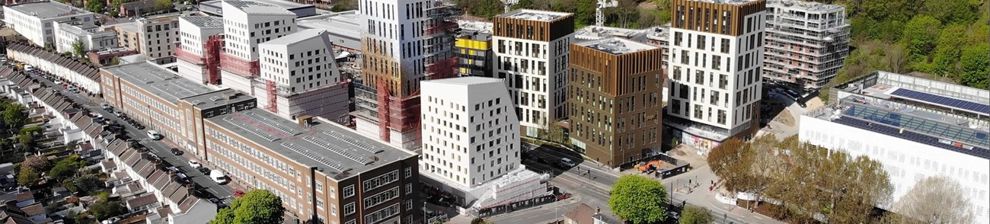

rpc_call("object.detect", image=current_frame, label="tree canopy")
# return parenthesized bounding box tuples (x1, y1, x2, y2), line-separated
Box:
(86, 0, 105, 14)
(608, 175, 668, 224)
(210, 189, 285, 224)
(679, 205, 713, 224)
(892, 176, 975, 224)
(708, 136, 892, 223)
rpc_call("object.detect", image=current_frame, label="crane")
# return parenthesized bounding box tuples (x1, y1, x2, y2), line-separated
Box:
(596, 0, 618, 27)
(501, 0, 519, 13)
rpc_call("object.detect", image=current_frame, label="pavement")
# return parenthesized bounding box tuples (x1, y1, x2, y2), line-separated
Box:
(661, 146, 785, 224)
(23, 69, 235, 204)
(478, 142, 785, 224)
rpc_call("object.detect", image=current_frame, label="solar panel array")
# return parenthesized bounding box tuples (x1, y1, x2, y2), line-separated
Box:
(843, 103, 990, 148)
(223, 116, 280, 142)
(280, 142, 346, 172)
(890, 88, 990, 115)
(322, 130, 385, 154)
(303, 136, 373, 165)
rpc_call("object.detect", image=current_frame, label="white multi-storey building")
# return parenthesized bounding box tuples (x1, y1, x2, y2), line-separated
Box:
(176, 16, 224, 85)
(420, 77, 541, 208)
(665, 0, 766, 151)
(801, 71, 990, 224)
(354, 0, 456, 151)
(53, 22, 117, 54)
(219, 0, 297, 92)
(256, 29, 349, 121)
(2, 1, 95, 47)
(491, 10, 574, 138)
(420, 77, 520, 188)
(763, 0, 849, 89)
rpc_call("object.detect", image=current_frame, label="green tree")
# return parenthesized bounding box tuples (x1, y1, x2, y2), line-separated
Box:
(931, 25, 966, 78)
(49, 155, 83, 181)
(901, 15, 941, 72)
(71, 40, 86, 58)
(88, 199, 127, 220)
(959, 43, 990, 89)
(679, 205, 713, 224)
(470, 217, 491, 224)
(608, 175, 668, 224)
(2, 103, 26, 131)
(16, 167, 39, 186)
(71, 174, 104, 195)
(210, 190, 285, 224)
(110, 0, 126, 16)
(86, 0, 105, 14)
(155, 0, 174, 11)
(921, 0, 976, 25)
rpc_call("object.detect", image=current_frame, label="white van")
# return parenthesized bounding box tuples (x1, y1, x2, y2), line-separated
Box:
(210, 170, 228, 184)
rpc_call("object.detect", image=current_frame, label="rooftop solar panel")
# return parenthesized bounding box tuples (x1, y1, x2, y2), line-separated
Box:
(842, 103, 990, 149)
(890, 88, 990, 115)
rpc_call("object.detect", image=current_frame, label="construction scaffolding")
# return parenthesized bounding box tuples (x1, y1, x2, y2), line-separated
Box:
(266, 79, 278, 114)
(205, 35, 223, 85)
(220, 52, 259, 77)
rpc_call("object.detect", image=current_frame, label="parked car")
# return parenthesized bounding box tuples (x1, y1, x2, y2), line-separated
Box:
(100, 103, 111, 110)
(188, 160, 202, 169)
(558, 158, 576, 168)
(147, 130, 162, 140)
(171, 148, 183, 155)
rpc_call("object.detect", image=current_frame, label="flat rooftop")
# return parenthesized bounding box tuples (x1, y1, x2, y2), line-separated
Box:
(577, 37, 656, 55)
(501, 9, 572, 22)
(209, 0, 300, 16)
(692, 0, 763, 5)
(181, 16, 223, 29)
(809, 96, 989, 159)
(767, 0, 844, 12)
(296, 11, 361, 49)
(839, 71, 990, 117)
(575, 25, 650, 42)
(423, 76, 502, 86)
(207, 108, 416, 179)
(261, 28, 324, 46)
(5, 1, 92, 19)
(102, 62, 215, 104)
(182, 88, 255, 110)
(457, 29, 491, 41)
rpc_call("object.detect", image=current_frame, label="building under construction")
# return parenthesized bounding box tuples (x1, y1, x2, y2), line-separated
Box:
(353, 0, 458, 152)
(763, 0, 849, 90)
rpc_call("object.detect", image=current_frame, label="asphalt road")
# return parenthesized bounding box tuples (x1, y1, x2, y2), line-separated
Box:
(23, 69, 235, 204)
(487, 142, 780, 224)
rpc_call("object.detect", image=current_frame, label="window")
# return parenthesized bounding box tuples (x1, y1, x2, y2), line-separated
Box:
(405, 200, 413, 211)
(363, 170, 399, 192)
(344, 202, 355, 215)
(363, 187, 400, 208)
(343, 185, 354, 198)
(404, 168, 412, 178)
(406, 183, 412, 195)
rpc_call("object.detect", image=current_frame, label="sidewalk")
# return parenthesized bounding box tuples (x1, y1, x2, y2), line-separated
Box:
(661, 146, 785, 224)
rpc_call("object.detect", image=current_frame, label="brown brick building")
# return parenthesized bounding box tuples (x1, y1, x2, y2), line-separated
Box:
(568, 37, 664, 167)
(101, 62, 422, 223)
(204, 108, 420, 224)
